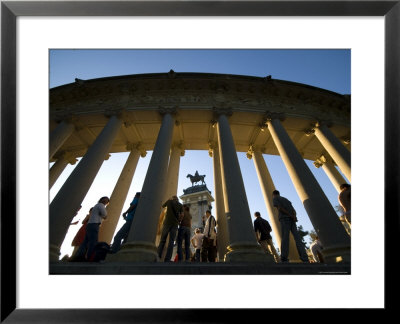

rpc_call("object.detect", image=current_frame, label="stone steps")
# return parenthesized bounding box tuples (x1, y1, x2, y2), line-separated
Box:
(50, 261, 350, 275)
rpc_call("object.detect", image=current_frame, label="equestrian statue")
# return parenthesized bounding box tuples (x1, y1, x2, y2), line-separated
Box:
(186, 171, 206, 186)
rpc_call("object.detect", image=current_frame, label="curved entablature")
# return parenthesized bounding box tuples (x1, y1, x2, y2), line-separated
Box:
(50, 71, 351, 162)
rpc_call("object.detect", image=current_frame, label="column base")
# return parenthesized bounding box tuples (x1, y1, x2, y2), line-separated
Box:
(321, 244, 351, 263)
(49, 244, 61, 262)
(224, 241, 275, 263)
(106, 241, 159, 262)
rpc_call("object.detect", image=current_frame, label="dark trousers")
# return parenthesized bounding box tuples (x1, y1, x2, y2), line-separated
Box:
(157, 223, 178, 262)
(74, 223, 100, 261)
(111, 219, 133, 253)
(177, 226, 191, 261)
(280, 217, 309, 262)
(201, 237, 217, 262)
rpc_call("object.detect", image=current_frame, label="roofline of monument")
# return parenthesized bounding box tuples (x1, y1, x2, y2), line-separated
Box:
(180, 189, 214, 200)
(50, 71, 350, 98)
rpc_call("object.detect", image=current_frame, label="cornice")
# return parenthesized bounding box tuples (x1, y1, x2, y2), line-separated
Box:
(50, 73, 350, 127)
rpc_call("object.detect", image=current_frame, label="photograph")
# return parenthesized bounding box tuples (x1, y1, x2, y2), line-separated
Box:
(49, 49, 351, 275)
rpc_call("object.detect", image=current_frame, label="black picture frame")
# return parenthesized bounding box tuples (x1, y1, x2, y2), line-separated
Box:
(1, 0, 398, 321)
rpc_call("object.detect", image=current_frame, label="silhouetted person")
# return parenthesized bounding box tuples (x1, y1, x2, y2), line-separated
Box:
(272, 190, 308, 263)
(253, 211, 280, 262)
(177, 205, 192, 262)
(201, 210, 217, 262)
(338, 183, 351, 225)
(157, 195, 183, 262)
(110, 192, 141, 253)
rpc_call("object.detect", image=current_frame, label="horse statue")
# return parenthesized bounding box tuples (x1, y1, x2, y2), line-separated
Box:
(187, 171, 206, 186)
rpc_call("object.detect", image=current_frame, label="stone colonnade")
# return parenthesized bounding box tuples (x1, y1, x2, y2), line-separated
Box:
(49, 108, 351, 263)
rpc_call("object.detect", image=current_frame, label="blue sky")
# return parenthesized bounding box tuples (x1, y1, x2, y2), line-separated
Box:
(49, 49, 350, 258)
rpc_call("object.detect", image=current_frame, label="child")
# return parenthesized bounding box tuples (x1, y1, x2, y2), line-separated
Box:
(191, 228, 205, 262)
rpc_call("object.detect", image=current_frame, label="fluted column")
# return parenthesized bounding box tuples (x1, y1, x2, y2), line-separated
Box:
(314, 155, 347, 193)
(49, 112, 123, 261)
(314, 122, 351, 182)
(210, 142, 230, 261)
(49, 118, 75, 160)
(108, 109, 176, 262)
(49, 151, 78, 189)
(266, 114, 350, 263)
(98, 144, 145, 244)
(250, 149, 299, 261)
(215, 109, 273, 263)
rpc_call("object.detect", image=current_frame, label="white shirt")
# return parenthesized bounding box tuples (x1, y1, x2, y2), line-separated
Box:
(88, 202, 108, 224)
(191, 233, 205, 249)
(203, 215, 217, 240)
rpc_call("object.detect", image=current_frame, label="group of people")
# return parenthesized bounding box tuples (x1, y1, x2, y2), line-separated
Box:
(157, 195, 217, 263)
(69, 192, 141, 262)
(67, 182, 351, 264)
(253, 184, 351, 264)
(70, 196, 110, 262)
(252, 190, 309, 263)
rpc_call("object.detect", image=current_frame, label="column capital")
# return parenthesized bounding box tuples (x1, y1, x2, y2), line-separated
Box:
(212, 106, 233, 118)
(53, 112, 78, 124)
(172, 141, 185, 156)
(53, 150, 78, 165)
(123, 120, 132, 128)
(304, 128, 315, 136)
(126, 142, 147, 157)
(158, 106, 178, 117)
(315, 120, 333, 128)
(303, 122, 318, 136)
(264, 111, 286, 122)
(342, 137, 351, 145)
(259, 122, 268, 132)
(314, 154, 332, 168)
(246, 145, 254, 160)
(104, 108, 126, 119)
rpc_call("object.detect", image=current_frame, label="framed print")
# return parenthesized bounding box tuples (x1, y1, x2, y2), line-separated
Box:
(1, 0, 398, 321)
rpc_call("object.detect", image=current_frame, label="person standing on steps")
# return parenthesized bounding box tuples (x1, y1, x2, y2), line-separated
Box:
(272, 190, 309, 263)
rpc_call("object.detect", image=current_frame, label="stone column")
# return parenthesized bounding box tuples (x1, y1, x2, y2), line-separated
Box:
(49, 118, 75, 160)
(98, 144, 144, 244)
(157, 143, 184, 260)
(49, 151, 78, 189)
(49, 112, 123, 261)
(215, 109, 273, 263)
(250, 149, 299, 261)
(266, 114, 350, 262)
(314, 122, 351, 182)
(108, 109, 176, 262)
(314, 154, 347, 193)
(164, 143, 184, 200)
(208, 143, 229, 261)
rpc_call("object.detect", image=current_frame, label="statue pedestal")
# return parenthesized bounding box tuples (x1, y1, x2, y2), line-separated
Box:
(180, 185, 214, 234)
(173, 185, 214, 260)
